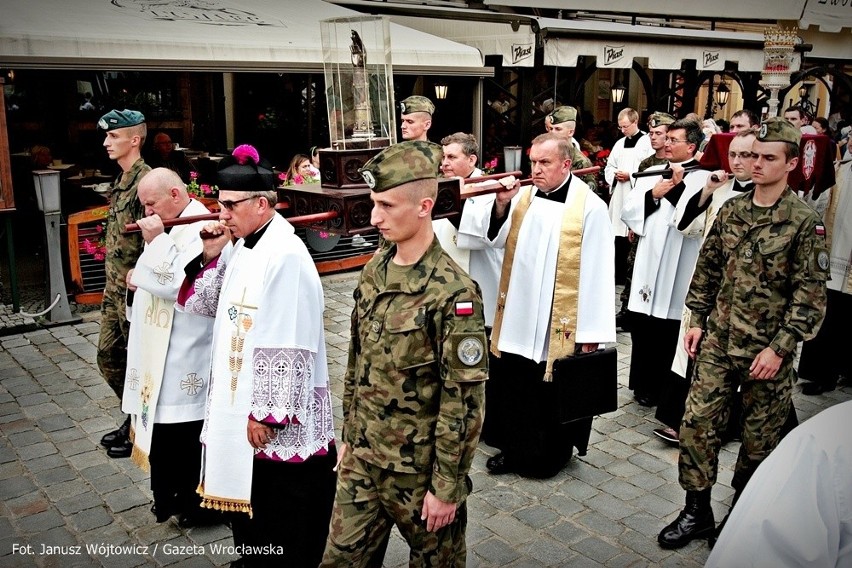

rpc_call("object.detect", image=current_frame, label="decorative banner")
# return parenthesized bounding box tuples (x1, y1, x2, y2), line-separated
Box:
(602, 45, 626, 67)
(699, 50, 724, 70)
(510, 43, 534, 65)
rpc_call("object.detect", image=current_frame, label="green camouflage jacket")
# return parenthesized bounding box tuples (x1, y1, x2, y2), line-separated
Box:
(104, 158, 149, 292)
(343, 237, 487, 504)
(687, 187, 829, 360)
(570, 145, 597, 190)
(637, 154, 668, 173)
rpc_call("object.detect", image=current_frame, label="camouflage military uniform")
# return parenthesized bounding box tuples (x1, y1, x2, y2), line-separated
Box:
(97, 158, 149, 398)
(680, 187, 828, 492)
(322, 238, 487, 568)
(570, 144, 597, 191)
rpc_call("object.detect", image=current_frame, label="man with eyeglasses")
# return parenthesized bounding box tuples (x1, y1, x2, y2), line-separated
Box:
(659, 117, 828, 549)
(605, 108, 651, 285)
(147, 132, 192, 183)
(621, 118, 711, 409)
(194, 146, 337, 567)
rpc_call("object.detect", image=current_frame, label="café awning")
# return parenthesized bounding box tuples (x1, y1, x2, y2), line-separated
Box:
(539, 18, 766, 71)
(0, 0, 486, 76)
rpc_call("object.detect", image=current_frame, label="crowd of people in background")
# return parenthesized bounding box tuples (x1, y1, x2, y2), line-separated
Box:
(59, 88, 852, 568)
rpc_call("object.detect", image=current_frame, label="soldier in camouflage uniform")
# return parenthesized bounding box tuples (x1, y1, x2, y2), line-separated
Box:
(545, 106, 597, 191)
(658, 118, 829, 549)
(321, 141, 487, 568)
(95, 110, 150, 458)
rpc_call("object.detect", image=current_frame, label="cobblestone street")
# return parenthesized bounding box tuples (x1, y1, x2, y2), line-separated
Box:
(1, 273, 849, 567)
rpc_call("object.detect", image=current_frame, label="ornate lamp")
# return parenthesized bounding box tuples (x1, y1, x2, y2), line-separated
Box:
(714, 81, 731, 109)
(434, 83, 448, 100)
(611, 82, 626, 104)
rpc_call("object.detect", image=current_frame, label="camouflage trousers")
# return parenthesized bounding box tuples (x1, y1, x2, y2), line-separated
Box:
(321, 451, 468, 568)
(678, 339, 793, 492)
(97, 284, 130, 399)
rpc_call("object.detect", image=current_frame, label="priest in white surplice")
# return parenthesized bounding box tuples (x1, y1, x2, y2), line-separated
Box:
(196, 146, 336, 568)
(605, 107, 651, 284)
(460, 133, 615, 478)
(120, 168, 218, 526)
(620, 118, 710, 408)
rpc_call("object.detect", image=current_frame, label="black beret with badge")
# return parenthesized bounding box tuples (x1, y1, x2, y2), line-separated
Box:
(757, 117, 802, 146)
(98, 109, 145, 131)
(359, 141, 442, 192)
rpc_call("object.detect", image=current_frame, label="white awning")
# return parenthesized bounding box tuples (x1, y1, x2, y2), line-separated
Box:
(798, 27, 852, 61)
(799, 0, 852, 33)
(539, 18, 766, 71)
(484, 0, 807, 21)
(390, 16, 537, 67)
(0, 0, 485, 75)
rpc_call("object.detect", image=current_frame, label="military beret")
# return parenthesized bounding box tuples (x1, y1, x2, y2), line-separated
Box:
(648, 112, 675, 128)
(360, 141, 442, 192)
(216, 144, 276, 192)
(758, 117, 802, 146)
(400, 95, 435, 115)
(547, 106, 577, 124)
(98, 109, 145, 131)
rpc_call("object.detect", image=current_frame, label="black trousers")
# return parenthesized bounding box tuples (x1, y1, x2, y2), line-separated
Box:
(484, 351, 592, 479)
(614, 236, 631, 285)
(628, 313, 681, 404)
(149, 421, 204, 520)
(798, 289, 852, 388)
(230, 449, 337, 568)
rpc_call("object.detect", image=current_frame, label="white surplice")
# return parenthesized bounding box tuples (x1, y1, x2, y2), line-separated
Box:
(122, 199, 211, 425)
(604, 133, 652, 237)
(827, 162, 852, 294)
(621, 163, 711, 320)
(460, 174, 616, 363)
(457, 190, 503, 327)
(199, 214, 334, 509)
(432, 167, 482, 273)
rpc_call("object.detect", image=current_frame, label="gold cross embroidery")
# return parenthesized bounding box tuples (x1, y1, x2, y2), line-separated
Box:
(228, 288, 257, 404)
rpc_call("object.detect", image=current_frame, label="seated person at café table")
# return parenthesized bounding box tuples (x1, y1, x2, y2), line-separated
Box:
(146, 132, 192, 183)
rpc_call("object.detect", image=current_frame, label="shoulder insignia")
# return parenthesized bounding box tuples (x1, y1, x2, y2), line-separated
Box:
(817, 249, 830, 271)
(455, 301, 474, 316)
(815, 224, 825, 236)
(456, 336, 484, 366)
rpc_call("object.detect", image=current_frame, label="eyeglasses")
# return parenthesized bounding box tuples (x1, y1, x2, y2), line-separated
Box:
(728, 151, 756, 160)
(217, 197, 256, 211)
(664, 137, 687, 145)
(617, 123, 635, 130)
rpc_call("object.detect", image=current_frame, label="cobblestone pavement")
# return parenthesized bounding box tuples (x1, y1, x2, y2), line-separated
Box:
(1, 273, 849, 567)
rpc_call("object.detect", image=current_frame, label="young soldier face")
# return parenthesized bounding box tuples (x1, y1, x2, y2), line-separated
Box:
(545, 117, 576, 140)
(369, 183, 428, 244)
(440, 143, 477, 178)
(751, 140, 798, 187)
(400, 112, 431, 141)
(648, 125, 669, 151)
(103, 128, 136, 162)
(529, 139, 571, 192)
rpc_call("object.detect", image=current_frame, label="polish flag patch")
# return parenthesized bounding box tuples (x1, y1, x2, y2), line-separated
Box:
(455, 301, 474, 316)
(815, 225, 825, 236)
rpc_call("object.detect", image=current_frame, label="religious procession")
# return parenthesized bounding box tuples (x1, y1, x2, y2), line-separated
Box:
(1, 1, 851, 567)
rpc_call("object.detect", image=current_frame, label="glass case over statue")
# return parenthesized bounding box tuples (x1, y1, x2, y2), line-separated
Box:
(319, 16, 395, 188)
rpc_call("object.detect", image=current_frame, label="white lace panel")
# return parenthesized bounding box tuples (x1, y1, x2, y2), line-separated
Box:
(184, 262, 226, 318)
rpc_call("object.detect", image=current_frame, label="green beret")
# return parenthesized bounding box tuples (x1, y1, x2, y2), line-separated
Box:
(648, 112, 675, 128)
(547, 106, 577, 124)
(400, 96, 435, 115)
(98, 109, 145, 131)
(360, 141, 442, 192)
(758, 117, 802, 146)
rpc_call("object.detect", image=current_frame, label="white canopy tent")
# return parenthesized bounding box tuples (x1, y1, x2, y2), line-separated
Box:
(0, 0, 485, 75)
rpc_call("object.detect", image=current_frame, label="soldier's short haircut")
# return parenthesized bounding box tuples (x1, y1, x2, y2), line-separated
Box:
(129, 123, 148, 145)
(440, 132, 479, 158)
(731, 109, 759, 127)
(401, 177, 437, 203)
(782, 141, 800, 160)
(531, 132, 572, 161)
(669, 118, 703, 148)
(618, 107, 639, 124)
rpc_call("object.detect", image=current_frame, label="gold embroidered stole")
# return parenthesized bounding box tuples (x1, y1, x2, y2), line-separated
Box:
(491, 182, 589, 381)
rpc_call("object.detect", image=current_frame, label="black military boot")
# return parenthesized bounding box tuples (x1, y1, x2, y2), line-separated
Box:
(658, 489, 715, 549)
(100, 415, 131, 448)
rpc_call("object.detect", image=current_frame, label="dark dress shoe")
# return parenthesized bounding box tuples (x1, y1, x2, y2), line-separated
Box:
(615, 309, 633, 332)
(106, 439, 133, 459)
(634, 394, 656, 407)
(801, 381, 836, 395)
(101, 415, 131, 448)
(486, 453, 515, 475)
